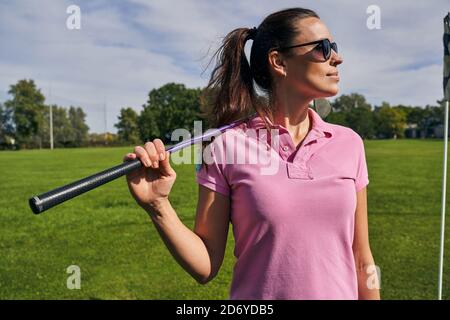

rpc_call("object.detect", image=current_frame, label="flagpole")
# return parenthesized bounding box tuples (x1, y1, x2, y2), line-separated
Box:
(438, 99, 448, 300)
(439, 12, 450, 300)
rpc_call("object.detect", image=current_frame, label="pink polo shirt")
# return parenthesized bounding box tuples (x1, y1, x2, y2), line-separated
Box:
(195, 107, 369, 300)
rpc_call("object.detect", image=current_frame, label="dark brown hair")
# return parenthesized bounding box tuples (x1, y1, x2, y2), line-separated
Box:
(197, 8, 319, 173)
(199, 7, 320, 130)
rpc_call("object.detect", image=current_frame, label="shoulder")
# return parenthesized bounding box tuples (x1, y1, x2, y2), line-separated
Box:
(209, 123, 249, 147)
(201, 126, 245, 162)
(327, 122, 364, 144)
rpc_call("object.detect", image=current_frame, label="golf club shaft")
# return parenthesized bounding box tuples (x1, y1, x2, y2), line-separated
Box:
(29, 115, 252, 214)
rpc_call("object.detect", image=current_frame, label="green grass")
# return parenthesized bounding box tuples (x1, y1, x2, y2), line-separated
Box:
(0, 140, 449, 299)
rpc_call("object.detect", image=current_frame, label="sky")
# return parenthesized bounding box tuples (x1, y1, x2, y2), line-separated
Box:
(0, 0, 448, 133)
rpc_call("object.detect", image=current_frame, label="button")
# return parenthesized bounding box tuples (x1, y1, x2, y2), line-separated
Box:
(282, 146, 289, 151)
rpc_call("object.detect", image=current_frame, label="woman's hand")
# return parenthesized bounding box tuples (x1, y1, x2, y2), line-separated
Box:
(123, 139, 176, 211)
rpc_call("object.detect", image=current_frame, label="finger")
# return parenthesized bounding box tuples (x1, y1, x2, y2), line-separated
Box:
(144, 141, 159, 168)
(159, 150, 175, 176)
(152, 139, 166, 161)
(151, 139, 173, 176)
(123, 153, 136, 162)
(134, 146, 152, 167)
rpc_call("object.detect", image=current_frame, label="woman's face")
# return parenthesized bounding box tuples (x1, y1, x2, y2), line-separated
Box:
(269, 17, 343, 99)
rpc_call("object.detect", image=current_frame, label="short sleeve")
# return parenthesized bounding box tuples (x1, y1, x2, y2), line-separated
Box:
(195, 140, 230, 197)
(355, 135, 369, 192)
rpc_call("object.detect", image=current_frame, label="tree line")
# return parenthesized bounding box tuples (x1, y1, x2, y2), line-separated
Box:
(0, 79, 90, 149)
(0, 79, 446, 150)
(326, 94, 446, 139)
(116, 83, 446, 144)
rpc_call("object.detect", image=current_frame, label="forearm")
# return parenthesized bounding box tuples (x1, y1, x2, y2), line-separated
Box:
(355, 258, 381, 300)
(144, 198, 212, 284)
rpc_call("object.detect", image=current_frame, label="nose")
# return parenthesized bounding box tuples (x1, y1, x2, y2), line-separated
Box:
(330, 50, 343, 66)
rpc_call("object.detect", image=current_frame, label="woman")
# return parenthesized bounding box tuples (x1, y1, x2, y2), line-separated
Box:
(123, 7, 380, 300)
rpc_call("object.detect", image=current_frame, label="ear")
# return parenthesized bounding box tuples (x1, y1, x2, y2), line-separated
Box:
(268, 50, 287, 77)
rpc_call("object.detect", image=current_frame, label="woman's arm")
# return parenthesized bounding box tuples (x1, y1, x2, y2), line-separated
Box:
(146, 185, 230, 285)
(352, 186, 381, 300)
(125, 140, 230, 285)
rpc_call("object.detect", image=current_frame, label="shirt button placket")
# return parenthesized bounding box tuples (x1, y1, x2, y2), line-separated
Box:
(281, 145, 290, 160)
(298, 146, 312, 179)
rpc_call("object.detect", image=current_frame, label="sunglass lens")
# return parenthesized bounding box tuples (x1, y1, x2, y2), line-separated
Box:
(331, 42, 338, 54)
(322, 40, 331, 60)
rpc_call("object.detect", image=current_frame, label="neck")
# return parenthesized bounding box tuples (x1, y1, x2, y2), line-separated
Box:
(271, 93, 313, 142)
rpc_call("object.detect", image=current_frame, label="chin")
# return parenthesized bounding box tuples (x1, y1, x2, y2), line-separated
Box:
(327, 87, 339, 97)
(317, 86, 339, 98)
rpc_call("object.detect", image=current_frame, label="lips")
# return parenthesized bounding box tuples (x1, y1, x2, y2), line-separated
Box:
(327, 72, 339, 76)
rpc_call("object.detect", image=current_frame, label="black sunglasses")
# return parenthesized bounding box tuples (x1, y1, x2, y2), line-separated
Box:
(272, 38, 338, 61)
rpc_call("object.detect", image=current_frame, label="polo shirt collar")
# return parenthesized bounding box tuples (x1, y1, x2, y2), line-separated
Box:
(247, 107, 334, 138)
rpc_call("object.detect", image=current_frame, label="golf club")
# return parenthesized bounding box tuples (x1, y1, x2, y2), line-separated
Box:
(28, 113, 254, 214)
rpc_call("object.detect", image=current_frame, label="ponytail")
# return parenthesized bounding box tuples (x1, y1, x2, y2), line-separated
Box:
(200, 27, 260, 129)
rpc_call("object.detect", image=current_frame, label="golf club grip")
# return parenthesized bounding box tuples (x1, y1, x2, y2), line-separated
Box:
(29, 159, 142, 214)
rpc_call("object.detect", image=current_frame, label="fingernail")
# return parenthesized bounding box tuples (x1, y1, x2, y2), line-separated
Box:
(145, 159, 152, 167)
(153, 161, 159, 168)
(159, 153, 165, 160)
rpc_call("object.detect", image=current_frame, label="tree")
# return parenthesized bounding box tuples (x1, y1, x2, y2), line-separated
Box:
(402, 105, 422, 125)
(55, 107, 76, 147)
(373, 102, 407, 138)
(115, 107, 140, 145)
(326, 110, 348, 127)
(345, 106, 375, 139)
(332, 93, 372, 113)
(68, 106, 89, 147)
(138, 106, 160, 142)
(36, 104, 90, 148)
(328, 93, 374, 138)
(4, 79, 46, 149)
(41, 105, 75, 147)
(138, 83, 202, 143)
(0, 103, 15, 149)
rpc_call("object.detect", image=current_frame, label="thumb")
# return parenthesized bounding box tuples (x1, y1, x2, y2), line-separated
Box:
(159, 151, 175, 176)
